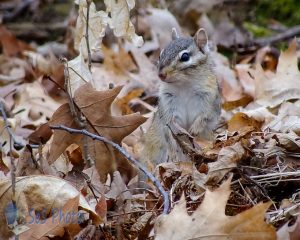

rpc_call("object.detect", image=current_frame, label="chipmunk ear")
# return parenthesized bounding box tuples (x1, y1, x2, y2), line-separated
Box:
(194, 28, 208, 52)
(171, 28, 179, 40)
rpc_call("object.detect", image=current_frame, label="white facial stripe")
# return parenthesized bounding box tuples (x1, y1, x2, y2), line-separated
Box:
(160, 49, 164, 58)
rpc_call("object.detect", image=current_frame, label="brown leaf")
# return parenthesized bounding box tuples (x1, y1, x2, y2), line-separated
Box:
(28, 123, 52, 144)
(14, 81, 61, 126)
(95, 194, 107, 220)
(19, 196, 80, 240)
(115, 88, 144, 114)
(0, 25, 32, 57)
(222, 95, 253, 111)
(227, 112, 262, 132)
(66, 144, 84, 170)
(155, 177, 276, 240)
(205, 142, 245, 184)
(0, 154, 9, 175)
(47, 83, 146, 182)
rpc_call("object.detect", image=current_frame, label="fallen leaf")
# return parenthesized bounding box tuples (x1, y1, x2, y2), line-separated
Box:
(0, 117, 16, 154)
(46, 83, 146, 182)
(19, 196, 80, 239)
(206, 142, 245, 184)
(0, 175, 100, 239)
(227, 112, 262, 132)
(67, 53, 93, 96)
(130, 212, 155, 239)
(115, 88, 144, 114)
(251, 39, 300, 108)
(212, 52, 244, 101)
(13, 81, 61, 126)
(154, 177, 276, 240)
(236, 64, 256, 97)
(222, 95, 253, 111)
(277, 216, 300, 240)
(28, 123, 52, 144)
(104, 0, 143, 47)
(0, 25, 32, 57)
(74, 1, 108, 58)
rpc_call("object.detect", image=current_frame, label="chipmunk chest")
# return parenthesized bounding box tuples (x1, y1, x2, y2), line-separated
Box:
(173, 92, 205, 129)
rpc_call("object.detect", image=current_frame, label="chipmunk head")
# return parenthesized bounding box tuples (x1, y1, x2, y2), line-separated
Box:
(158, 28, 210, 83)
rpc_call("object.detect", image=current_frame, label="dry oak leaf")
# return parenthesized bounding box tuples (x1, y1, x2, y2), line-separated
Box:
(227, 112, 262, 132)
(154, 177, 276, 240)
(19, 196, 81, 240)
(251, 39, 300, 108)
(0, 175, 100, 239)
(205, 142, 245, 185)
(48, 83, 146, 182)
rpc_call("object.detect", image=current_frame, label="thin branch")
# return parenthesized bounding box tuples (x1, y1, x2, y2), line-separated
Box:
(0, 101, 17, 228)
(0, 103, 38, 149)
(85, 0, 92, 72)
(50, 124, 170, 214)
(254, 25, 300, 46)
(0, 102, 23, 149)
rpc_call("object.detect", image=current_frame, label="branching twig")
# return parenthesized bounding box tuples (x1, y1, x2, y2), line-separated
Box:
(50, 124, 170, 214)
(0, 102, 24, 149)
(0, 103, 38, 152)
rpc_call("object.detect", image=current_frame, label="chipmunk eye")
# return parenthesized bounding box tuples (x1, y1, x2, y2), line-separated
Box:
(180, 52, 190, 62)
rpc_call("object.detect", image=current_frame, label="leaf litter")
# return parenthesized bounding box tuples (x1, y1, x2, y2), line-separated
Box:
(0, 0, 300, 239)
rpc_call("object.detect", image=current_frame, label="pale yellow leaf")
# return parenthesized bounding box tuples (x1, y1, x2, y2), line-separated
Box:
(68, 54, 92, 96)
(104, 0, 143, 47)
(74, 1, 108, 57)
(251, 40, 300, 108)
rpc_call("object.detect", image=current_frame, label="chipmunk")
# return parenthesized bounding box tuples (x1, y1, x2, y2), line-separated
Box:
(141, 28, 221, 169)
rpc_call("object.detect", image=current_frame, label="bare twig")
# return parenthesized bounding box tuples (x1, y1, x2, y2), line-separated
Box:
(50, 124, 170, 214)
(62, 58, 81, 124)
(61, 0, 94, 166)
(254, 25, 300, 46)
(62, 60, 94, 166)
(0, 102, 17, 236)
(85, 0, 92, 72)
(0, 103, 38, 152)
(0, 102, 24, 149)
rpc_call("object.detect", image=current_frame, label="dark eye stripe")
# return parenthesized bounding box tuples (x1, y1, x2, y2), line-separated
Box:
(180, 52, 189, 62)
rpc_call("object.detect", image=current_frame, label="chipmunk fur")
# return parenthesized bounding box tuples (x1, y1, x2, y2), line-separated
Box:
(141, 28, 221, 168)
